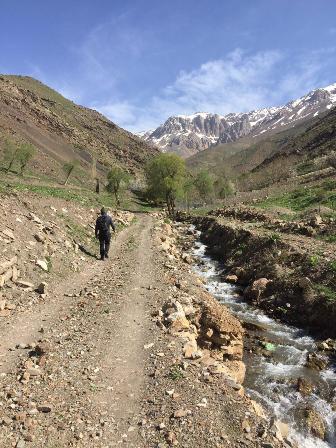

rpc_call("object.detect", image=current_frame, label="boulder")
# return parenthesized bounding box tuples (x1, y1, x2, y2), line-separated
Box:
(36, 259, 49, 272)
(36, 282, 48, 294)
(244, 278, 270, 302)
(304, 407, 326, 440)
(297, 377, 314, 396)
(224, 274, 238, 283)
(183, 338, 198, 359)
(164, 301, 190, 331)
(306, 352, 328, 371)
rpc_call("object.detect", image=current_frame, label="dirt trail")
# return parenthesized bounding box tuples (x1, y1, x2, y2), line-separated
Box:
(0, 214, 159, 447)
(0, 220, 132, 373)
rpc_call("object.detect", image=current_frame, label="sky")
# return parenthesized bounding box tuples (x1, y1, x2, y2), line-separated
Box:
(1, 0, 336, 132)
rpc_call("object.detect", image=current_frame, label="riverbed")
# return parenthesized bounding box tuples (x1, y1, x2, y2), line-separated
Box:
(192, 237, 336, 448)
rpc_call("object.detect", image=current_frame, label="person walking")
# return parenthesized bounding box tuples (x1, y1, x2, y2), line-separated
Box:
(95, 207, 116, 260)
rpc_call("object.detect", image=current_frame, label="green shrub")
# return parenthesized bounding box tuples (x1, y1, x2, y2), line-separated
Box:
(309, 255, 320, 267)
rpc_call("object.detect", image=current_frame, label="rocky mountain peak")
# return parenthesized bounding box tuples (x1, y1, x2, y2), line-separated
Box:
(139, 83, 336, 157)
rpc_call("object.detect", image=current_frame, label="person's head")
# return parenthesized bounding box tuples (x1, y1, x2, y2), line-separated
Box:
(101, 207, 106, 215)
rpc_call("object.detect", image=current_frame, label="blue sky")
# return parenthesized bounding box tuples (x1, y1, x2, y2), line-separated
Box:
(1, 0, 336, 131)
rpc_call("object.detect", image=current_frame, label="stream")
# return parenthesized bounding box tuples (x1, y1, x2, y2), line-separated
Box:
(191, 234, 336, 448)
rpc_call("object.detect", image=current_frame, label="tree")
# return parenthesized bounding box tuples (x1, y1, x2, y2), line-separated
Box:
(215, 177, 236, 199)
(145, 153, 186, 217)
(183, 174, 196, 212)
(63, 161, 78, 186)
(194, 169, 214, 202)
(3, 138, 19, 172)
(17, 143, 36, 175)
(106, 166, 130, 206)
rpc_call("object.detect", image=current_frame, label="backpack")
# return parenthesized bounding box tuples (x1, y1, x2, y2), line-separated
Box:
(98, 214, 110, 235)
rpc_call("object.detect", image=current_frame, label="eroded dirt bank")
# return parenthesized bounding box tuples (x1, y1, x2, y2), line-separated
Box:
(181, 208, 336, 340)
(0, 192, 286, 447)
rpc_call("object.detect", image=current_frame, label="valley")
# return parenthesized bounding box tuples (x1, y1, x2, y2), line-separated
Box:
(0, 73, 336, 448)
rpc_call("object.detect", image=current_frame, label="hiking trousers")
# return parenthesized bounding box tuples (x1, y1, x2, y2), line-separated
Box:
(99, 234, 111, 259)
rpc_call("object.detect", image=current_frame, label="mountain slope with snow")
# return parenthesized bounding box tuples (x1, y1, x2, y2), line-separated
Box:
(139, 83, 336, 157)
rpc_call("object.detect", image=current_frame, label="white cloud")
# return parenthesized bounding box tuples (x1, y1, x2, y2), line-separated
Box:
(154, 49, 283, 116)
(93, 48, 336, 132)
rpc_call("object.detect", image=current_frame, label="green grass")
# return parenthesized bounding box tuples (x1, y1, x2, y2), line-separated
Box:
(169, 365, 184, 381)
(296, 161, 316, 175)
(319, 234, 336, 243)
(329, 260, 336, 272)
(309, 255, 320, 267)
(256, 180, 336, 213)
(314, 284, 336, 303)
(0, 178, 159, 213)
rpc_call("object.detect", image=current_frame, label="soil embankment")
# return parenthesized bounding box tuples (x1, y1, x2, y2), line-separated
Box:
(180, 207, 336, 339)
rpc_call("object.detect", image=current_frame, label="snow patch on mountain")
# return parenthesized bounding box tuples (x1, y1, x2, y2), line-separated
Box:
(138, 83, 336, 157)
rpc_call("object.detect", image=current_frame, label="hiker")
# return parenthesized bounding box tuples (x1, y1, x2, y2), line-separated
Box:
(95, 207, 116, 260)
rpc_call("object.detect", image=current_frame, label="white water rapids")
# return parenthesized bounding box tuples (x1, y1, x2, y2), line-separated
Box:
(191, 236, 336, 448)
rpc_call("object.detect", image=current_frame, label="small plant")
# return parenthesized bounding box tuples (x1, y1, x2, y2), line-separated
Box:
(270, 233, 281, 244)
(163, 217, 171, 224)
(329, 261, 336, 272)
(126, 235, 138, 250)
(63, 160, 79, 185)
(45, 255, 53, 272)
(314, 284, 336, 303)
(309, 255, 320, 267)
(169, 365, 184, 381)
(234, 242, 247, 256)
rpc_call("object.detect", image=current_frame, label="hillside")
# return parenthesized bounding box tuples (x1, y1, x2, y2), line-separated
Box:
(186, 115, 318, 177)
(0, 75, 158, 182)
(140, 83, 336, 157)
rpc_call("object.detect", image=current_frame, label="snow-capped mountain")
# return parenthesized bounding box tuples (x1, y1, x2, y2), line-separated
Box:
(139, 83, 336, 157)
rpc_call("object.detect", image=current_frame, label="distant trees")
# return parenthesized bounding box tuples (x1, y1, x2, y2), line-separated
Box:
(106, 166, 130, 206)
(194, 169, 214, 202)
(2, 139, 36, 175)
(63, 161, 79, 186)
(214, 177, 236, 199)
(145, 153, 237, 215)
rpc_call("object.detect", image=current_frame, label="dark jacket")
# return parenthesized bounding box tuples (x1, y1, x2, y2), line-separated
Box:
(95, 213, 115, 239)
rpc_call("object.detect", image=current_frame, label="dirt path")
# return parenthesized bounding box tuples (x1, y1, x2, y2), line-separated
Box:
(0, 219, 132, 374)
(0, 214, 159, 447)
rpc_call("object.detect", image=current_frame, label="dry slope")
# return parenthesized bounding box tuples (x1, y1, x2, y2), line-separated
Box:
(0, 75, 158, 181)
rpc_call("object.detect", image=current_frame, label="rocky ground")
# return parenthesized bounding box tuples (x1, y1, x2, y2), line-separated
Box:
(0, 191, 290, 447)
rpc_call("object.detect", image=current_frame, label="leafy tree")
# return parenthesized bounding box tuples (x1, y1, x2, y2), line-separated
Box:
(194, 169, 214, 202)
(106, 166, 130, 206)
(215, 177, 236, 199)
(145, 153, 186, 216)
(17, 143, 36, 175)
(63, 160, 78, 185)
(2, 138, 19, 172)
(183, 174, 196, 212)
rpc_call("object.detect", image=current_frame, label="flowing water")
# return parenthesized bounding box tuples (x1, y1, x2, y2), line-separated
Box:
(191, 235, 336, 448)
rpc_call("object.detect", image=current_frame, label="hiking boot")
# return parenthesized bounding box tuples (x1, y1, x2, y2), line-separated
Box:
(100, 256, 105, 261)
(105, 254, 109, 259)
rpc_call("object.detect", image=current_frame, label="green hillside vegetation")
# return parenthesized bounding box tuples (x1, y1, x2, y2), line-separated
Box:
(186, 116, 319, 179)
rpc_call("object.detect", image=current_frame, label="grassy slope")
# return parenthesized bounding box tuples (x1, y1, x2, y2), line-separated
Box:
(186, 117, 318, 177)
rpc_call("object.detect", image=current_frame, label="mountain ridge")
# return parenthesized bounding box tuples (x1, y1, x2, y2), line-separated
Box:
(139, 83, 336, 157)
